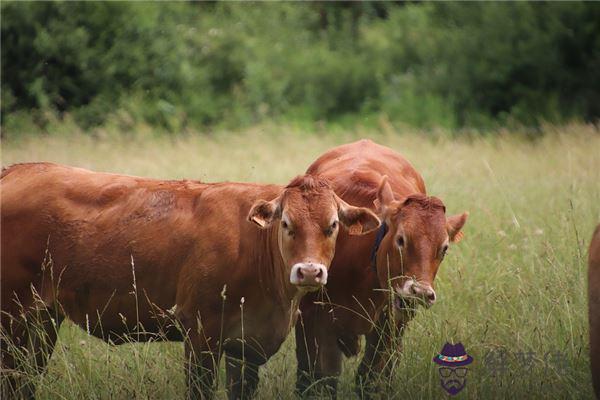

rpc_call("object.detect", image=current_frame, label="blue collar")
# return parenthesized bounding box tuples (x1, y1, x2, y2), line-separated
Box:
(370, 222, 388, 272)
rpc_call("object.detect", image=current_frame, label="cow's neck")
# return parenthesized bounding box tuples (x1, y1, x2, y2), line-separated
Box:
(256, 224, 301, 314)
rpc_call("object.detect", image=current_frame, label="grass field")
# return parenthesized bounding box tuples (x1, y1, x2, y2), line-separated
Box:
(2, 123, 600, 399)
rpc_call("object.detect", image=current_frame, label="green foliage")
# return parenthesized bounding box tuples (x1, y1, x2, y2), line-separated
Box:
(427, 3, 600, 126)
(2, 2, 599, 134)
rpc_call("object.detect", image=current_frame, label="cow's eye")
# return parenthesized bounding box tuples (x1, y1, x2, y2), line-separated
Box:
(396, 236, 404, 248)
(324, 221, 338, 237)
(281, 221, 295, 237)
(440, 244, 449, 260)
(329, 221, 338, 233)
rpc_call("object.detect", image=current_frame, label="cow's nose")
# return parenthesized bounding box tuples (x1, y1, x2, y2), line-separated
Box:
(409, 283, 436, 306)
(290, 263, 328, 287)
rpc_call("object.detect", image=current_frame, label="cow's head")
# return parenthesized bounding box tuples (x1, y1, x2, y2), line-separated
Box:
(375, 176, 468, 308)
(248, 175, 380, 291)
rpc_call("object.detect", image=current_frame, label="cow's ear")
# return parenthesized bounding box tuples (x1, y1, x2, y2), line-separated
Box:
(248, 196, 282, 229)
(447, 212, 468, 243)
(336, 194, 381, 235)
(374, 175, 402, 220)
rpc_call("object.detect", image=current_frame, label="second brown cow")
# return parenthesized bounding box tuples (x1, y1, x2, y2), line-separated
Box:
(296, 139, 468, 397)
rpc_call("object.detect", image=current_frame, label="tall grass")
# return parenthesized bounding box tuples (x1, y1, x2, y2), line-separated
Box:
(2, 123, 599, 399)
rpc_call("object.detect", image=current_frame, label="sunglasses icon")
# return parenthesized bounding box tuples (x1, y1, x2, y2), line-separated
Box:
(438, 367, 468, 378)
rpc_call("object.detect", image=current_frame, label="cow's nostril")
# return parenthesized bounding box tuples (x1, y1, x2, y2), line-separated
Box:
(316, 269, 323, 278)
(297, 269, 304, 280)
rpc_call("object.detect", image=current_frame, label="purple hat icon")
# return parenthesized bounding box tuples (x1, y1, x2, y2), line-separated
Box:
(433, 342, 473, 367)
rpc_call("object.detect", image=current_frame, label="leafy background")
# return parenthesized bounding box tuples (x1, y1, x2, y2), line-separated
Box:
(2, 2, 599, 136)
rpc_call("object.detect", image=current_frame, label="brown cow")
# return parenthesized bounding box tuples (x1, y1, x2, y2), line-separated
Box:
(0, 162, 380, 400)
(295, 139, 468, 397)
(589, 224, 600, 399)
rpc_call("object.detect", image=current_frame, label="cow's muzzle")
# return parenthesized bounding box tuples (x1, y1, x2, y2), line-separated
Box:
(395, 280, 436, 308)
(290, 262, 328, 289)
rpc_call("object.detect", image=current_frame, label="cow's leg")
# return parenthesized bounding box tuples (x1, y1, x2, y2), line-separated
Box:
(295, 309, 318, 396)
(355, 322, 388, 399)
(295, 309, 342, 398)
(184, 341, 219, 400)
(24, 307, 63, 399)
(183, 317, 219, 400)
(355, 308, 411, 399)
(1, 313, 28, 399)
(1, 306, 63, 400)
(315, 333, 343, 398)
(225, 351, 261, 400)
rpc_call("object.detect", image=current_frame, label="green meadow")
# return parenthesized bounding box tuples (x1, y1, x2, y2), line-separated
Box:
(2, 123, 599, 399)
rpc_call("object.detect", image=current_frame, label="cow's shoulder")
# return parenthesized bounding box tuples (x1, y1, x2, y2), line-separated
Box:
(192, 182, 282, 257)
(196, 182, 280, 218)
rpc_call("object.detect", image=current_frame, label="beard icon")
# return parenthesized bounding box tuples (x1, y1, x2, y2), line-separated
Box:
(439, 368, 468, 396)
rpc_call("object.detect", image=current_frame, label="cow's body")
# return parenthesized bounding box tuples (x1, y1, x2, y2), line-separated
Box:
(1, 162, 379, 399)
(589, 224, 600, 399)
(2, 163, 209, 341)
(296, 140, 467, 397)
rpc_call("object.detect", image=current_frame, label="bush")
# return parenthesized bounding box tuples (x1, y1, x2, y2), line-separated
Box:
(2, 2, 599, 134)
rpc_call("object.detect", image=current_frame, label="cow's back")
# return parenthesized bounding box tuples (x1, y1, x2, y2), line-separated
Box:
(307, 139, 426, 205)
(589, 224, 600, 398)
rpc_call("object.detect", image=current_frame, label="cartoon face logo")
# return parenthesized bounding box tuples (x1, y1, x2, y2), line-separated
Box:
(433, 342, 473, 396)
